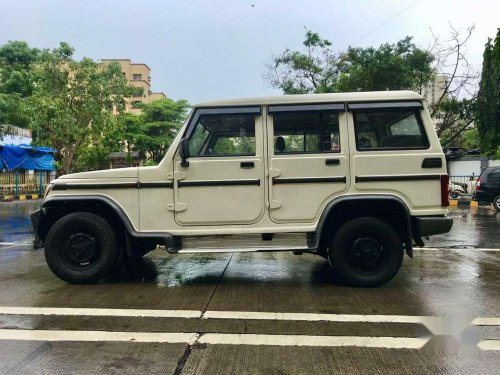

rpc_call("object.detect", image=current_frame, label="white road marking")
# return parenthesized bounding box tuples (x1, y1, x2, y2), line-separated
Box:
(477, 340, 500, 351)
(471, 318, 500, 326)
(0, 242, 16, 246)
(0, 328, 427, 349)
(0, 329, 198, 343)
(0, 307, 496, 328)
(202, 311, 427, 324)
(199, 333, 429, 349)
(0, 306, 201, 319)
(415, 247, 499, 252)
(0, 328, 497, 350)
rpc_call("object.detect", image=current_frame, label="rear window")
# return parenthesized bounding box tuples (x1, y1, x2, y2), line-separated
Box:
(353, 109, 429, 151)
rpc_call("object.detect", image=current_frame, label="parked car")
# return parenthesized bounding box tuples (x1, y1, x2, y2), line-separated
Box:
(31, 90, 453, 287)
(474, 167, 500, 212)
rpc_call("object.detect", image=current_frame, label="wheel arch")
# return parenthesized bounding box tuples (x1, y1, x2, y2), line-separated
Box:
(36, 195, 173, 255)
(313, 195, 413, 257)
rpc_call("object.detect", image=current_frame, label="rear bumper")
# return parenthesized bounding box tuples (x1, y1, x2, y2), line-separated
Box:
(412, 216, 453, 237)
(474, 190, 493, 203)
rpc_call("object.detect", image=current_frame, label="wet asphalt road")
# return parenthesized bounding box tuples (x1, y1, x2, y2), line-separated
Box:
(0, 201, 499, 374)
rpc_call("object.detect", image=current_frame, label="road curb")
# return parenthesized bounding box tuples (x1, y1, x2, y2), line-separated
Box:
(449, 199, 488, 207)
(1, 194, 40, 202)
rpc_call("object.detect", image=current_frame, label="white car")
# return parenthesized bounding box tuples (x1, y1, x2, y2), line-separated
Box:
(32, 91, 453, 287)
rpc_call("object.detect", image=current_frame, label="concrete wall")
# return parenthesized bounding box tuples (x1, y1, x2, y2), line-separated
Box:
(448, 157, 499, 176)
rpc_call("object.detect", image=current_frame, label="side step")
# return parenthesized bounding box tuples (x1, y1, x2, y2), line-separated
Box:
(173, 233, 311, 254)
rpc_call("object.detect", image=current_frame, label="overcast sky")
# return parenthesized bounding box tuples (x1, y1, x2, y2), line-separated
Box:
(1, 0, 498, 104)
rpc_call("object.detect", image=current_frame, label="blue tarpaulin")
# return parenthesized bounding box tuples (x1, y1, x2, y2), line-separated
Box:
(0, 144, 56, 171)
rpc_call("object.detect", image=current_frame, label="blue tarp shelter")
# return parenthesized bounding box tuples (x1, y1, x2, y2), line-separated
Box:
(0, 144, 56, 171)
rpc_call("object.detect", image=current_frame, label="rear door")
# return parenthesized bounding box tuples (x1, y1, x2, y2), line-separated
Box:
(266, 104, 350, 223)
(348, 101, 446, 210)
(173, 107, 265, 226)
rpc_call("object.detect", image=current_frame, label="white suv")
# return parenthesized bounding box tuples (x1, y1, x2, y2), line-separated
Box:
(31, 91, 453, 287)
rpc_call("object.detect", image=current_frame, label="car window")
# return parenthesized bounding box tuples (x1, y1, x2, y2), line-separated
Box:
(272, 111, 340, 154)
(353, 109, 429, 151)
(188, 113, 256, 156)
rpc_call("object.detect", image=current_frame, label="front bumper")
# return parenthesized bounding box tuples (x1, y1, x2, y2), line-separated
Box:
(412, 216, 453, 237)
(30, 209, 44, 249)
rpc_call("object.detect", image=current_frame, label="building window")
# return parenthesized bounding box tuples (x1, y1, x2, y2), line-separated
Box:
(133, 74, 142, 81)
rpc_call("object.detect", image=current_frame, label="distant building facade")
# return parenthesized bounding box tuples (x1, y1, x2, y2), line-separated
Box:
(100, 59, 166, 114)
(422, 74, 448, 129)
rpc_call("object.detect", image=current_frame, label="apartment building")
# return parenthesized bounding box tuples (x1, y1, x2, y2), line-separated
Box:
(100, 59, 166, 114)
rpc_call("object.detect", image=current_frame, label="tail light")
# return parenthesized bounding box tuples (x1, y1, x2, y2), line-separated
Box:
(476, 178, 481, 190)
(440, 174, 449, 207)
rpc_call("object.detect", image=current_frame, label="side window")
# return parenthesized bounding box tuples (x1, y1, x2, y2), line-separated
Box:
(272, 111, 340, 154)
(188, 113, 256, 156)
(353, 109, 429, 151)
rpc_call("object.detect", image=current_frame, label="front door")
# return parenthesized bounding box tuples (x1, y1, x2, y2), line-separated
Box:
(267, 104, 350, 223)
(174, 107, 265, 226)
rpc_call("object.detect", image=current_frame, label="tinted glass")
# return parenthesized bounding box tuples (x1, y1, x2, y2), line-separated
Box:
(272, 111, 340, 154)
(188, 113, 256, 156)
(353, 109, 429, 150)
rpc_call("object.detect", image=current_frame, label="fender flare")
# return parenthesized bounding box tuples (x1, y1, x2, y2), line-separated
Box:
(36, 195, 174, 249)
(312, 194, 413, 257)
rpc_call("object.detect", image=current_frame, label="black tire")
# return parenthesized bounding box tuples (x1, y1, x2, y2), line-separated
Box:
(493, 195, 500, 212)
(44, 212, 119, 284)
(449, 191, 459, 199)
(328, 217, 403, 287)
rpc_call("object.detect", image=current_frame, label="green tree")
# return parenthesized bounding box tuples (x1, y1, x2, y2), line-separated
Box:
(476, 29, 500, 156)
(0, 41, 41, 134)
(336, 37, 434, 92)
(27, 43, 134, 173)
(265, 29, 433, 94)
(139, 98, 190, 163)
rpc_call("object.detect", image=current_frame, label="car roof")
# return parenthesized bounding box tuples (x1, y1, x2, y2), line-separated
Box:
(194, 90, 423, 108)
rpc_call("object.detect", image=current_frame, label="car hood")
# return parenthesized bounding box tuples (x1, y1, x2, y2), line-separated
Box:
(57, 167, 139, 180)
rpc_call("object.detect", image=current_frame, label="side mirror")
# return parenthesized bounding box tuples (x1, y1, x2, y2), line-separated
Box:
(179, 137, 190, 167)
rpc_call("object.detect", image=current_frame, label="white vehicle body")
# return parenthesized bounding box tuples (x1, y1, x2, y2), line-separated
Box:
(33, 90, 453, 286)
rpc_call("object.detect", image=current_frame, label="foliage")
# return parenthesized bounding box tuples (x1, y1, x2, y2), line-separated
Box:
(27, 43, 135, 173)
(138, 98, 190, 163)
(265, 29, 434, 94)
(0, 41, 41, 133)
(476, 29, 500, 157)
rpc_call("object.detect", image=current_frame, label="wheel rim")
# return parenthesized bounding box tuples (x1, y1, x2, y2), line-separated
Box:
(495, 197, 500, 209)
(347, 237, 386, 274)
(62, 232, 100, 269)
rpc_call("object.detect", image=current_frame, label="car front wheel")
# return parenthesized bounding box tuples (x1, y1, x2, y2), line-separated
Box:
(328, 217, 403, 287)
(44, 212, 119, 284)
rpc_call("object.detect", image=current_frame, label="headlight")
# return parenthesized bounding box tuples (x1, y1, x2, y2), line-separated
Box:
(44, 183, 54, 199)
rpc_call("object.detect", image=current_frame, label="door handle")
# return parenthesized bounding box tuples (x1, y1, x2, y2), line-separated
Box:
(240, 161, 255, 168)
(325, 159, 340, 166)
(422, 158, 442, 168)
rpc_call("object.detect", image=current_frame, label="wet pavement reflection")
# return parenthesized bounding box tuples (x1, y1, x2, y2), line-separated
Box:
(0, 201, 499, 374)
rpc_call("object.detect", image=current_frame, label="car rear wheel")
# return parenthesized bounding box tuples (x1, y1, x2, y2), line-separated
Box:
(328, 217, 403, 287)
(493, 195, 500, 212)
(44, 212, 119, 284)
